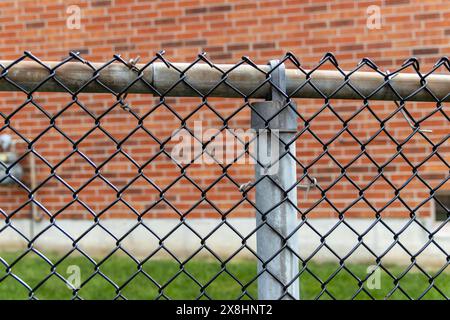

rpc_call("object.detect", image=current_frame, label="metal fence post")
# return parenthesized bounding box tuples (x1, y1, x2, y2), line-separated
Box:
(251, 60, 300, 300)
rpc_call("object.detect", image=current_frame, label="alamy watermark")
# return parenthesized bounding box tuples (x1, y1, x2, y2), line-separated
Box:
(66, 5, 81, 30)
(366, 5, 382, 30)
(66, 265, 81, 289)
(170, 121, 284, 175)
(366, 265, 381, 290)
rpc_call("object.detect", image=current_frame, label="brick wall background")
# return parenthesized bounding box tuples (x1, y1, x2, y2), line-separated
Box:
(0, 0, 448, 222)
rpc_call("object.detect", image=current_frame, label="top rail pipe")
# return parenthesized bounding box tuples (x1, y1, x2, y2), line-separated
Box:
(0, 60, 449, 102)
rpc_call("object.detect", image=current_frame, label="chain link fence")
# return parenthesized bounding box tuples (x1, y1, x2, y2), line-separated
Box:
(0, 51, 448, 300)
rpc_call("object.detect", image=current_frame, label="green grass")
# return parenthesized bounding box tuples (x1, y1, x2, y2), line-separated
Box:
(0, 251, 448, 300)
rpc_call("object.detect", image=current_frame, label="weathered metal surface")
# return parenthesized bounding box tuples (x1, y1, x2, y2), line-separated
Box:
(0, 60, 449, 101)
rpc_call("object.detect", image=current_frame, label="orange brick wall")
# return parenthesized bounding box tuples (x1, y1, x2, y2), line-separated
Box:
(0, 0, 448, 221)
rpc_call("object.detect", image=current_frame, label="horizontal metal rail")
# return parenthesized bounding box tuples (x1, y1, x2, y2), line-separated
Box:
(0, 60, 449, 101)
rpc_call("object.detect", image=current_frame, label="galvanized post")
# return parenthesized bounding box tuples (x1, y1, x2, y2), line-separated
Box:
(251, 60, 300, 300)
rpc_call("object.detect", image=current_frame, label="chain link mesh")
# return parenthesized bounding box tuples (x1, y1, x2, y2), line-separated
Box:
(0, 51, 448, 300)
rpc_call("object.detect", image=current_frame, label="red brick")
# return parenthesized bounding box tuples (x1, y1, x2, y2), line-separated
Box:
(0, 0, 447, 222)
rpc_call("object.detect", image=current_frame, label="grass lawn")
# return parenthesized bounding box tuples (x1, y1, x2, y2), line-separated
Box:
(0, 251, 448, 300)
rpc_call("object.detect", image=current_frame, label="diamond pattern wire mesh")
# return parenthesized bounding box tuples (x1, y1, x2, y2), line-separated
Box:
(0, 51, 448, 300)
